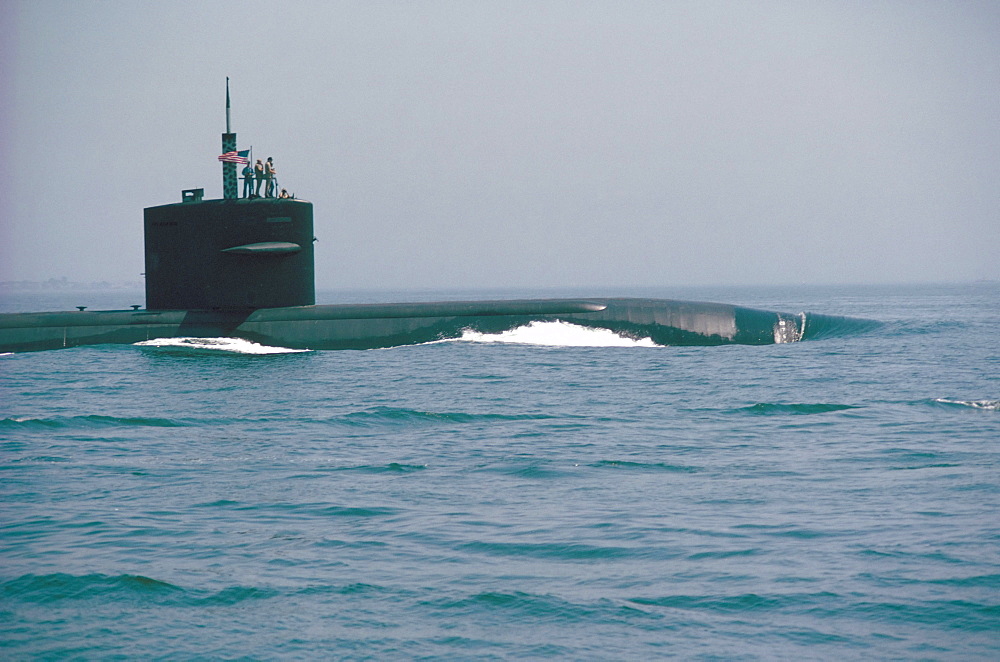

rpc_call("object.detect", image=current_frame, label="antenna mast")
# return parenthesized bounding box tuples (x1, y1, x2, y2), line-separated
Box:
(222, 77, 237, 199)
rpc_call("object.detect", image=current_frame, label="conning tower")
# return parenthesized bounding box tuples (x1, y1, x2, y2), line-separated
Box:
(143, 81, 315, 310)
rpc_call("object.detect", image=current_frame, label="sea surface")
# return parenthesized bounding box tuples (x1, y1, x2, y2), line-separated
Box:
(1, 283, 998, 660)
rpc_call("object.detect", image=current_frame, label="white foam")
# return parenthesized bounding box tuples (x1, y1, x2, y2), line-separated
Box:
(935, 398, 1000, 411)
(134, 337, 309, 354)
(773, 313, 807, 344)
(447, 321, 658, 348)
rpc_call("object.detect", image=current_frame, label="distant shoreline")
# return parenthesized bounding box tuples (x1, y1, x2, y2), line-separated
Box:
(0, 279, 144, 292)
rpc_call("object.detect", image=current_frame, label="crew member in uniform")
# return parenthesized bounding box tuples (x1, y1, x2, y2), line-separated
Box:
(254, 159, 265, 197)
(264, 157, 276, 198)
(242, 163, 254, 198)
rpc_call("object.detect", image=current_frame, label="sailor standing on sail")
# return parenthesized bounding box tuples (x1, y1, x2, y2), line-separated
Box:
(264, 157, 276, 198)
(254, 159, 264, 197)
(242, 162, 254, 198)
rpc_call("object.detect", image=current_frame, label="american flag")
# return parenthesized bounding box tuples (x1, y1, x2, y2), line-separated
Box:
(218, 150, 250, 165)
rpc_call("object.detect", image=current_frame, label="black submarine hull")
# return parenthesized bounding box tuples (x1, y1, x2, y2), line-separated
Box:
(3, 90, 873, 354)
(0, 297, 818, 353)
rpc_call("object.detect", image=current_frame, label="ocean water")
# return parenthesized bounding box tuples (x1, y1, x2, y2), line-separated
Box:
(1, 283, 998, 660)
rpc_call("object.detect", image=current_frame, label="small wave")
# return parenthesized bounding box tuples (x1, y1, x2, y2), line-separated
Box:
(686, 548, 760, 560)
(324, 462, 427, 474)
(591, 460, 698, 473)
(0, 414, 188, 429)
(800, 313, 882, 340)
(460, 540, 637, 560)
(336, 406, 558, 426)
(626, 591, 1000, 631)
(424, 591, 624, 625)
(1, 573, 182, 604)
(1, 573, 277, 607)
(194, 499, 241, 508)
(195, 585, 279, 606)
(501, 463, 570, 479)
(925, 574, 1000, 588)
(627, 591, 838, 613)
(734, 403, 861, 416)
(240, 502, 399, 519)
(312, 505, 400, 518)
(295, 582, 397, 597)
(889, 319, 971, 337)
(445, 321, 658, 347)
(134, 337, 309, 354)
(933, 398, 999, 411)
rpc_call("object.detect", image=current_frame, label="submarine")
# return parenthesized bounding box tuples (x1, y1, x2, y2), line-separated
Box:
(0, 85, 839, 354)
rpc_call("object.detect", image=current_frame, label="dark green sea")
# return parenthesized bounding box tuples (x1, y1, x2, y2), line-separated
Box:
(2, 284, 998, 660)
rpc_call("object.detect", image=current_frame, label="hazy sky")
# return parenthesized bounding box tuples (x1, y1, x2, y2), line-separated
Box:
(2, 0, 998, 289)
